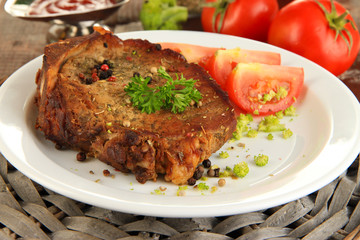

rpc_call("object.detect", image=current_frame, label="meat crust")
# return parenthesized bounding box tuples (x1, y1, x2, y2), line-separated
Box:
(35, 30, 237, 185)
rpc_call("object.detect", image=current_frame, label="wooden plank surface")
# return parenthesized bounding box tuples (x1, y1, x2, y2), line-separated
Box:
(0, 0, 49, 83)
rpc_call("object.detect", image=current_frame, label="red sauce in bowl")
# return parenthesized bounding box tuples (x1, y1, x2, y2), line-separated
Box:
(28, 0, 116, 15)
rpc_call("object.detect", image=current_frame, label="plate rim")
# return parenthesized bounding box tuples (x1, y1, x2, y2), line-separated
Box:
(0, 30, 359, 217)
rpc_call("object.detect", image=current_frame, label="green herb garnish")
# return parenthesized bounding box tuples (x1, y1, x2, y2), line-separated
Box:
(197, 182, 209, 191)
(219, 151, 229, 159)
(124, 67, 202, 114)
(231, 113, 253, 140)
(254, 154, 269, 166)
(258, 115, 286, 132)
(247, 129, 258, 138)
(233, 161, 249, 178)
(282, 128, 293, 139)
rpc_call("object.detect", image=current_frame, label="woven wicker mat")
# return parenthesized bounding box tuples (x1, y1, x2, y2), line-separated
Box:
(0, 152, 359, 240)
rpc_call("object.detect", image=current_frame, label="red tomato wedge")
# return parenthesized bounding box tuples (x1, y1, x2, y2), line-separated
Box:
(226, 63, 304, 115)
(159, 42, 222, 67)
(206, 48, 281, 89)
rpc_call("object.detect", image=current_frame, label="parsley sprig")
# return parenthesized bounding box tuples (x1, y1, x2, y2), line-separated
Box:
(124, 67, 202, 114)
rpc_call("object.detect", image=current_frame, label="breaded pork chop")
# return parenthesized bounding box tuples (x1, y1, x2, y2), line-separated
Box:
(35, 30, 237, 185)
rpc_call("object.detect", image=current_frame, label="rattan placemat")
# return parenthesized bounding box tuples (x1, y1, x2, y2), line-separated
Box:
(0, 152, 359, 240)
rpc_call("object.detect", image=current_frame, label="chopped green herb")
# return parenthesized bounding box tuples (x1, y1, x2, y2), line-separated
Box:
(267, 133, 274, 140)
(261, 90, 276, 103)
(258, 86, 288, 104)
(219, 167, 233, 178)
(178, 185, 188, 190)
(254, 154, 269, 166)
(258, 115, 285, 132)
(225, 166, 232, 171)
(151, 189, 165, 195)
(284, 105, 296, 116)
(200, 176, 208, 181)
(232, 113, 253, 140)
(247, 129, 258, 138)
(233, 162, 249, 178)
(219, 151, 229, 159)
(283, 128, 293, 139)
(197, 182, 209, 191)
(276, 86, 288, 100)
(275, 110, 284, 119)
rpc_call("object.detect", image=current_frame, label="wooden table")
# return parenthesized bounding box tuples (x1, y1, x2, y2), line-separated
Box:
(1, 0, 360, 101)
(1, 0, 360, 239)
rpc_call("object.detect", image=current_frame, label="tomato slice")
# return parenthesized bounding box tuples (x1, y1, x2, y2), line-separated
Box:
(159, 42, 222, 67)
(206, 48, 281, 89)
(226, 63, 304, 115)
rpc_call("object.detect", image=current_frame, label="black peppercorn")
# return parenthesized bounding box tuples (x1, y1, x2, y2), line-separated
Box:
(55, 143, 62, 150)
(155, 44, 162, 51)
(193, 167, 203, 180)
(85, 78, 93, 85)
(202, 159, 211, 168)
(106, 69, 113, 77)
(187, 177, 196, 186)
(214, 168, 220, 177)
(145, 76, 152, 84)
(99, 71, 107, 80)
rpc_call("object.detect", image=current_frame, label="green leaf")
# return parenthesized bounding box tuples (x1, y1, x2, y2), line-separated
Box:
(124, 68, 202, 114)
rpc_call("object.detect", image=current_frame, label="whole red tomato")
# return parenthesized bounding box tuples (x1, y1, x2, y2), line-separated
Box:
(267, 0, 360, 76)
(201, 0, 279, 42)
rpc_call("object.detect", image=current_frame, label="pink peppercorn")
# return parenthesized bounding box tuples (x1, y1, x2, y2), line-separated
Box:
(108, 76, 116, 82)
(91, 73, 99, 82)
(101, 64, 109, 71)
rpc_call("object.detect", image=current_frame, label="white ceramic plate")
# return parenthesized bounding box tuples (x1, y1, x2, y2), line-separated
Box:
(0, 31, 359, 217)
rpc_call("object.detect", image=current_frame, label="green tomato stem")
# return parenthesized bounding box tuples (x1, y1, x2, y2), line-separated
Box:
(314, 0, 357, 55)
(203, 0, 235, 33)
